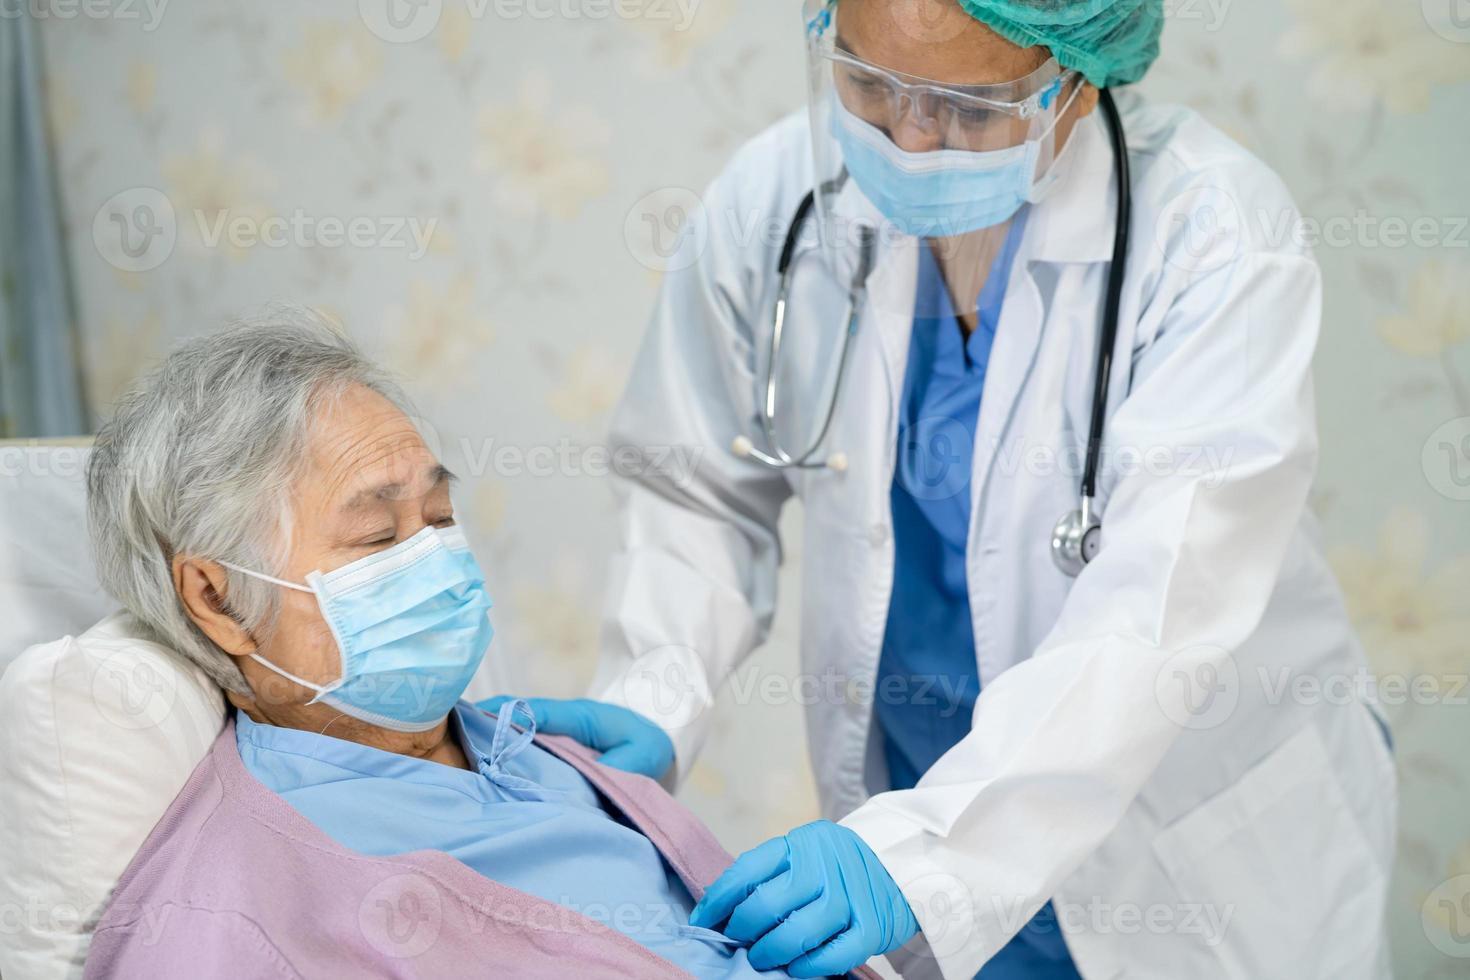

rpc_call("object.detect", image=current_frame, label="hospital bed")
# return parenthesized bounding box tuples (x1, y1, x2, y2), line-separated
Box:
(0, 440, 229, 979)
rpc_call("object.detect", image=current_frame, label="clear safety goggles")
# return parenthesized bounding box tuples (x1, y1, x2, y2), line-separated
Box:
(825, 48, 1071, 151)
(800, 0, 1082, 258)
(807, 0, 1075, 152)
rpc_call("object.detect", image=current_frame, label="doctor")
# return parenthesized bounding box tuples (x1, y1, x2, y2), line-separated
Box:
(485, 0, 1397, 977)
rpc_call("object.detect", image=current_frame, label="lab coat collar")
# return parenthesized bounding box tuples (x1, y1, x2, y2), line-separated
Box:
(1024, 110, 1119, 266)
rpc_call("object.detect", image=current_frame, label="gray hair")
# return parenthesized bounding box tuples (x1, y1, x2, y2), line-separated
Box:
(86, 303, 413, 693)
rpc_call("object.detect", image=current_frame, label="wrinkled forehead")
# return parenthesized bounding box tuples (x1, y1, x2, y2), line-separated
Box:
(834, 0, 1050, 86)
(298, 385, 447, 518)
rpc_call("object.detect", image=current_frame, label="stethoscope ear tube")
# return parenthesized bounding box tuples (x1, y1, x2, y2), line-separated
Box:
(1082, 88, 1131, 503)
(1053, 87, 1130, 577)
(1087, 86, 1128, 499)
(778, 189, 818, 277)
(746, 189, 874, 472)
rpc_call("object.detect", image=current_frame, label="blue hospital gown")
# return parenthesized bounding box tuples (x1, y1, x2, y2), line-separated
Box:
(236, 702, 785, 978)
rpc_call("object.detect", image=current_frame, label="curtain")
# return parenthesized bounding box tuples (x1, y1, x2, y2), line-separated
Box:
(0, 11, 86, 438)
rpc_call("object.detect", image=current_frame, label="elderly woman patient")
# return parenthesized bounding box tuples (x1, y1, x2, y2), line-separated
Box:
(81, 308, 819, 980)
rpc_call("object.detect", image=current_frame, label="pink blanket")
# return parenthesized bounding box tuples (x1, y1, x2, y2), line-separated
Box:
(84, 715, 883, 979)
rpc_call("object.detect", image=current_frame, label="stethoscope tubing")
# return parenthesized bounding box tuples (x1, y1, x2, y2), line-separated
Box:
(740, 88, 1133, 563)
(1083, 87, 1131, 503)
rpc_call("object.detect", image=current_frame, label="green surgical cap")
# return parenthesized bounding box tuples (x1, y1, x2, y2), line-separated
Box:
(957, 0, 1164, 88)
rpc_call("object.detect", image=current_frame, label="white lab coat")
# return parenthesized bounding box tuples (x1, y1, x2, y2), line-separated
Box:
(594, 91, 1397, 979)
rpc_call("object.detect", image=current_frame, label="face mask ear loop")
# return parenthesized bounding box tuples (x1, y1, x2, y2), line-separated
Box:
(219, 559, 343, 701)
(1035, 73, 1086, 145)
(247, 653, 332, 696)
(1025, 75, 1089, 203)
(217, 560, 315, 593)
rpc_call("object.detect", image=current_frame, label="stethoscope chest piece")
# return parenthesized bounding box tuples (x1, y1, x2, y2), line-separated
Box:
(1051, 501, 1102, 577)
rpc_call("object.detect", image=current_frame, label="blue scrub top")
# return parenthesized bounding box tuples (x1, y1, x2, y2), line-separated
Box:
(876, 212, 1082, 979)
(237, 702, 783, 979)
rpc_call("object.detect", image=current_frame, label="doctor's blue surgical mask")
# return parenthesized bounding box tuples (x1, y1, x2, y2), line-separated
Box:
(832, 78, 1083, 238)
(221, 524, 494, 732)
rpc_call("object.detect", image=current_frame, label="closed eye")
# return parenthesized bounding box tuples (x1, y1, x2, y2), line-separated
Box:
(353, 514, 455, 550)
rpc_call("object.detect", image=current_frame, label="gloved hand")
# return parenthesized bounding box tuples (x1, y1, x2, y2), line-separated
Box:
(689, 819, 920, 978)
(476, 696, 675, 781)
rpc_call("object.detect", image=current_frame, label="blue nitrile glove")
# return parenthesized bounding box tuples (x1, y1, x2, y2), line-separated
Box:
(475, 696, 675, 781)
(689, 819, 920, 978)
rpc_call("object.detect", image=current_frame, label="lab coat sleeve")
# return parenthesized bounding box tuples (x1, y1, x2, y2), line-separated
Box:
(590, 172, 795, 786)
(840, 244, 1323, 977)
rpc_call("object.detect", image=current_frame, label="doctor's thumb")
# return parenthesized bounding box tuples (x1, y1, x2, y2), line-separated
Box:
(596, 741, 675, 781)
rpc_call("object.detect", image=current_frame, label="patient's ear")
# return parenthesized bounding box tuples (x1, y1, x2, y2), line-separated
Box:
(173, 556, 258, 657)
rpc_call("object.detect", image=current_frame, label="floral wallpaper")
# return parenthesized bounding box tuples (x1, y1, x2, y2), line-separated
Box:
(35, 0, 1469, 974)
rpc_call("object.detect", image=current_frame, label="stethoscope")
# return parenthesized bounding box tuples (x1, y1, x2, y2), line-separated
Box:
(730, 178, 876, 475)
(733, 89, 1132, 578)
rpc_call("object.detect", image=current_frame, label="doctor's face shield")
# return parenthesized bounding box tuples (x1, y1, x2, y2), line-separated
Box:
(802, 0, 1084, 245)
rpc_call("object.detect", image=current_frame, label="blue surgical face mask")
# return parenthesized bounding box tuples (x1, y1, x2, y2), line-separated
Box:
(222, 525, 494, 733)
(831, 82, 1081, 238)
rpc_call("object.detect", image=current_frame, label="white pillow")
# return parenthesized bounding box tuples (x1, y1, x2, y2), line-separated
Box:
(0, 611, 227, 980)
(0, 443, 120, 674)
